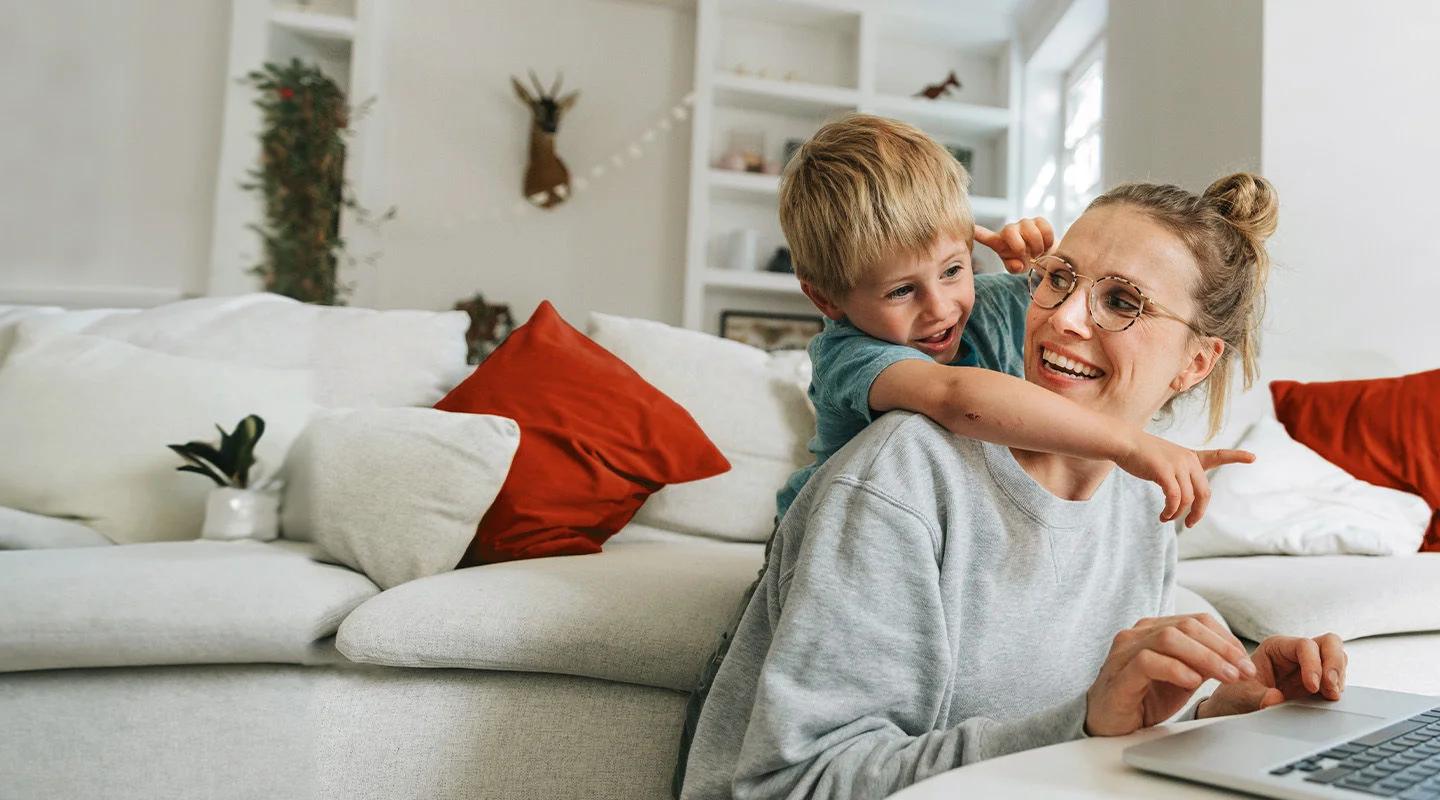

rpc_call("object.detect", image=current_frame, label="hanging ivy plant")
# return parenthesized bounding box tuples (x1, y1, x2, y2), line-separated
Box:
(241, 59, 393, 305)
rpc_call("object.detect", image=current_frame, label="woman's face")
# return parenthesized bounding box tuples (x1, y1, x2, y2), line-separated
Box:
(1025, 205, 1221, 429)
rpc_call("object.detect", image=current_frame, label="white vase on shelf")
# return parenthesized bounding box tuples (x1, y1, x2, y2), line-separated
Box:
(202, 487, 281, 541)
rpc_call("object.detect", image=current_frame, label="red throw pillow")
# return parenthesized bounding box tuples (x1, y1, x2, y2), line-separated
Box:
(435, 301, 730, 565)
(1271, 369, 1440, 551)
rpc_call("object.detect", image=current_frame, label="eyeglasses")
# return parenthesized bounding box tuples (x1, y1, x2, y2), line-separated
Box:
(1026, 255, 1207, 335)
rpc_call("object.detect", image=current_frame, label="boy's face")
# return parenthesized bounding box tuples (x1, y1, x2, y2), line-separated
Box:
(807, 233, 975, 364)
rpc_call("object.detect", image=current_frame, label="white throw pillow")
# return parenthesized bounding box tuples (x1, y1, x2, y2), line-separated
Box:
(280, 407, 520, 589)
(0, 507, 114, 549)
(0, 332, 318, 544)
(1178, 414, 1431, 559)
(586, 312, 813, 542)
(20, 293, 471, 408)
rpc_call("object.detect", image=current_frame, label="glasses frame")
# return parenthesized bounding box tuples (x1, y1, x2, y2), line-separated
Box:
(1026, 255, 1208, 336)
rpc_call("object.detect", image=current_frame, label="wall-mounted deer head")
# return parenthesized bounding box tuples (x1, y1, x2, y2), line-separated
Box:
(512, 70, 579, 209)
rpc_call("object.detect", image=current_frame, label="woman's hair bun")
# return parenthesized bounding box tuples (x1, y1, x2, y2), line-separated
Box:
(1203, 172, 1279, 243)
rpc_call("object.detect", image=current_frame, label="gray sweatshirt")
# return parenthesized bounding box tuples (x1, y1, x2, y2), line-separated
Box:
(680, 411, 1175, 800)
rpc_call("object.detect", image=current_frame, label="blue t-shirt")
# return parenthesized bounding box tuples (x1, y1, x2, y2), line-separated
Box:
(774, 272, 1031, 520)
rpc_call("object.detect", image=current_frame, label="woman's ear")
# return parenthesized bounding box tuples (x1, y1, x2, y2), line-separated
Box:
(1171, 337, 1226, 394)
(801, 282, 845, 321)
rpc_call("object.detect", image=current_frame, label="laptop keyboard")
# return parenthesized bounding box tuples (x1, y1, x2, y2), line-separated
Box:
(1267, 706, 1440, 798)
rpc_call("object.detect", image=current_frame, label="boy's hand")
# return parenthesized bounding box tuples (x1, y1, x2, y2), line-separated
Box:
(1117, 432, 1255, 527)
(975, 217, 1056, 274)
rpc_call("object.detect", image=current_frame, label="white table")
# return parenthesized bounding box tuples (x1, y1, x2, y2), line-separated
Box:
(891, 718, 1242, 799)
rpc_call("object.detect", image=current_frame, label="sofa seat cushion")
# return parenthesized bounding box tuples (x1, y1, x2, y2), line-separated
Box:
(0, 540, 378, 672)
(1178, 554, 1440, 642)
(336, 527, 765, 691)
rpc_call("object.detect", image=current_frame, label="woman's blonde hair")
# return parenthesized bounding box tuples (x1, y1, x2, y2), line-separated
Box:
(779, 113, 972, 299)
(1088, 173, 1279, 439)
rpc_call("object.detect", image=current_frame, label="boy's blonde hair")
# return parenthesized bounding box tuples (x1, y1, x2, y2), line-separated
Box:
(779, 113, 973, 299)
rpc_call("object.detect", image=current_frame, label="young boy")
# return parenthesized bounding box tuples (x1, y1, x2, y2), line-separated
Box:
(776, 113, 1244, 526)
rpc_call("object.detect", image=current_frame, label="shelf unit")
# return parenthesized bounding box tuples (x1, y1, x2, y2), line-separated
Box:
(207, 0, 389, 304)
(682, 0, 1021, 333)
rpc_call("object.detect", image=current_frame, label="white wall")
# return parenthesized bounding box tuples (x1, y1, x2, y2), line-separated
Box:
(1261, 0, 1440, 373)
(362, 0, 695, 324)
(1102, 0, 1263, 190)
(0, 1, 229, 307)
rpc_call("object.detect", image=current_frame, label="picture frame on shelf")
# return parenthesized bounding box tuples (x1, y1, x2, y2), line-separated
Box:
(719, 310, 825, 352)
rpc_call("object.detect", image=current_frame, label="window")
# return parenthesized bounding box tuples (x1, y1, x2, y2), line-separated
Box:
(1059, 40, 1104, 230)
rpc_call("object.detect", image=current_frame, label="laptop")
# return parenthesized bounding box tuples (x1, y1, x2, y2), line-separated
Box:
(1124, 685, 1440, 799)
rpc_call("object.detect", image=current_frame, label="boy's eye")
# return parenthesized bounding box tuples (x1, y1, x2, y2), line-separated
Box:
(942, 263, 964, 278)
(887, 285, 914, 299)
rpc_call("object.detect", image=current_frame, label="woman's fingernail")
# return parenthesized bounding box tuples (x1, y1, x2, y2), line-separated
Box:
(1224, 665, 1239, 681)
(1327, 669, 1339, 688)
(1240, 660, 1256, 677)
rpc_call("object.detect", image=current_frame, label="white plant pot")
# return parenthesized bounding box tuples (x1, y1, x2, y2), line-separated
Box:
(202, 487, 280, 541)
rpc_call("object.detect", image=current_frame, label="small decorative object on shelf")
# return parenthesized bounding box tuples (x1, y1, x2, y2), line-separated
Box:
(915, 70, 963, 100)
(168, 414, 280, 541)
(725, 228, 760, 271)
(720, 310, 824, 352)
(764, 246, 794, 274)
(243, 59, 394, 306)
(783, 138, 806, 167)
(945, 144, 974, 173)
(722, 129, 766, 173)
(512, 70, 579, 209)
(454, 292, 515, 364)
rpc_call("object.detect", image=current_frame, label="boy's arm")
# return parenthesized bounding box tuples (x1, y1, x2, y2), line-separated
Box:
(869, 360, 1253, 525)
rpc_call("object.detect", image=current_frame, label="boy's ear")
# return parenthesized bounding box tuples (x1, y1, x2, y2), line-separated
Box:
(801, 282, 844, 321)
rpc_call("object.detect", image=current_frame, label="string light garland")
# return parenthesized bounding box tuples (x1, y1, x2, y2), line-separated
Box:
(442, 91, 695, 227)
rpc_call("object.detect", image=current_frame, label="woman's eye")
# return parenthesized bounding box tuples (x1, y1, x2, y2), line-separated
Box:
(1105, 291, 1142, 313)
(888, 286, 914, 299)
(1047, 272, 1074, 291)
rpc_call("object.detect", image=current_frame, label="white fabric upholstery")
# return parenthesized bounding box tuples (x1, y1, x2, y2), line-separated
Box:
(1178, 554, 1440, 642)
(0, 332, 318, 544)
(1179, 415, 1430, 559)
(20, 293, 471, 408)
(0, 540, 377, 672)
(586, 312, 812, 542)
(0, 664, 682, 800)
(1171, 585, 1230, 633)
(337, 530, 764, 691)
(0, 304, 64, 367)
(281, 407, 520, 589)
(1343, 632, 1440, 696)
(0, 507, 113, 549)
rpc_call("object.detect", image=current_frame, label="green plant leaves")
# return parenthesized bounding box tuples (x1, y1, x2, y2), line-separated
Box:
(167, 414, 268, 489)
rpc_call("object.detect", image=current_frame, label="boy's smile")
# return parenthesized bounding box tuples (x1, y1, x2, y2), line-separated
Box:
(806, 233, 976, 365)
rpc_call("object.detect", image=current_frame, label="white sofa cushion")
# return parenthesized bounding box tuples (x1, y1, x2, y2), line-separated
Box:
(1178, 554, 1440, 642)
(281, 407, 521, 589)
(335, 528, 765, 691)
(0, 540, 378, 672)
(1179, 415, 1431, 559)
(19, 293, 471, 408)
(0, 507, 113, 550)
(586, 312, 812, 542)
(0, 305, 64, 368)
(0, 332, 318, 544)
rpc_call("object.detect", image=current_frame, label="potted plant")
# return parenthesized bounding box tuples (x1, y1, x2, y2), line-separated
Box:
(169, 414, 280, 541)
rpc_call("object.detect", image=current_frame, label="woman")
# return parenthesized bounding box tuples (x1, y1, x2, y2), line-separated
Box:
(678, 174, 1347, 800)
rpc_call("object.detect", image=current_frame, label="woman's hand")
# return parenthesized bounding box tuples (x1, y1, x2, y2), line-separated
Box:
(1197, 634, 1348, 719)
(1086, 614, 1256, 737)
(975, 217, 1056, 274)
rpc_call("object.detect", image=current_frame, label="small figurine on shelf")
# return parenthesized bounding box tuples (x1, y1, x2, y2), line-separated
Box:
(764, 246, 794, 274)
(915, 71, 962, 100)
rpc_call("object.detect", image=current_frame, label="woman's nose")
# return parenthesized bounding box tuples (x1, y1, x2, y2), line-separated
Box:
(1051, 286, 1094, 336)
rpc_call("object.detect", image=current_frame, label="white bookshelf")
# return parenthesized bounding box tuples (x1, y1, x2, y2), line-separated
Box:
(682, 0, 1021, 333)
(207, 0, 389, 305)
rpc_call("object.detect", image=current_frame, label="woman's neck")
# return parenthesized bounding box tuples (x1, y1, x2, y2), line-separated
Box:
(1008, 447, 1116, 501)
